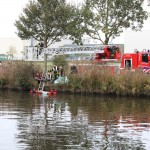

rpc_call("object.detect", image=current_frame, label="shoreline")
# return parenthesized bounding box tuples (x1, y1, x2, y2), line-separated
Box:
(1, 86, 150, 99)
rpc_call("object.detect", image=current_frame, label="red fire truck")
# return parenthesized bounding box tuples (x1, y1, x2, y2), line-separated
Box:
(93, 45, 121, 74)
(120, 50, 150, 73)
(94, 45, 121, 62)
(94, 46, 150, 74)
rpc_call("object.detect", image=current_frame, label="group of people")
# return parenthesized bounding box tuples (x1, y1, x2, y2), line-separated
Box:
(35, 65, 63, 83)
(47, 65, 63, 81)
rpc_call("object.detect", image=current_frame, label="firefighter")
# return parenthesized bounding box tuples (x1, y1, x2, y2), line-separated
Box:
(35, 42, 44, 58)
(71, 65, 78, 74)
(59, 66, 63, 77)
(39, 42, 44, 55)
(52, 65, 59, 80)
(47, 70, 53, 81)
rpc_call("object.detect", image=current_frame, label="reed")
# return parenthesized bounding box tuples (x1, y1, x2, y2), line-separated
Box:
(1, 60, 150, 96)
(0, 61, 37, 90)
(63, 63, 150, 96)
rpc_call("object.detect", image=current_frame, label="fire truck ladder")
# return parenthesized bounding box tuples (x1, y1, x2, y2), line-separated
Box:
(43, 45, 106, 55)
(38, 81, 45, 91)
(25, 44, 120, 60)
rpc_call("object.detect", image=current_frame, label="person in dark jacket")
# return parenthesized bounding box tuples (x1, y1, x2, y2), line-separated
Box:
(52, 65, 59, 80)
(59, 66, 63, 77)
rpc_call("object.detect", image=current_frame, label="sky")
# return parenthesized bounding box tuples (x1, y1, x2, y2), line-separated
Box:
(0, 0, 150, 43)
(0, 0, 81, 38)
(0, 0, 29, 38)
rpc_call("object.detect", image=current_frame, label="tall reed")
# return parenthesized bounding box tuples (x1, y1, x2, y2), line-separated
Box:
(62, 63, 150, 96)
(0, 61, 38, 90)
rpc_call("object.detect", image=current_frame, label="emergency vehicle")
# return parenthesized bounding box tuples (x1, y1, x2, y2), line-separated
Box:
(94, 45, 121, 62)
(120, 50, 150, 73)
(91, 45, 121, 74)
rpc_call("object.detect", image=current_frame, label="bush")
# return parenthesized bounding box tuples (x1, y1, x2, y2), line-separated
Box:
(0, 78, 9, 87)
(52, 55, 68, 69)
(0, 61, 37, 90)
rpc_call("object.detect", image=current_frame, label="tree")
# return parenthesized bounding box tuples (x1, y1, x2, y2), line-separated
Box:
(6, 45, 17, 60)
(81, 0, 148, 44)
(53, 55, 68, 69)
(15, 0, 83, 71)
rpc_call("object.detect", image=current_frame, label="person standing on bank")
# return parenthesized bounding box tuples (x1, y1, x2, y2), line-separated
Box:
(59, 66, 63, 77)
(52, 65, 59, 80)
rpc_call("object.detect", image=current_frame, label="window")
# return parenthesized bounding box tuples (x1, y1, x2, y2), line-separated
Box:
(125, 60, 131, 69)
(142, 54, 148, 62)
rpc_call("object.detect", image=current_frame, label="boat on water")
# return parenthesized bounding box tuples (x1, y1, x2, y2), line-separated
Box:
(31, 71, 58, 95)
(30, 89, 57, 95)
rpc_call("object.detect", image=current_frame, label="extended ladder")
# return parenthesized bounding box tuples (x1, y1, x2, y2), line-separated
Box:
(38, 81, 45, 91)
(25, 44, 120, 61)
(38, 70, 47, 91)
(25, 45, 108, 58)
(43, 45, 105, 55)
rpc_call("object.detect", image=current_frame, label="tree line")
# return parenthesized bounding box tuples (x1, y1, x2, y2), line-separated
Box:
(15, 0, 148, 46)
(14, 0, 148, 70)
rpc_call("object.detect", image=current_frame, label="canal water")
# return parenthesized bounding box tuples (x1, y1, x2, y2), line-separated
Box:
(0, 90, 150, 150)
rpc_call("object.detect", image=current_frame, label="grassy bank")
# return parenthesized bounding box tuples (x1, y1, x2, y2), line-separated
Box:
(55, 64, 150, 97)
(1, 61, 150, 97)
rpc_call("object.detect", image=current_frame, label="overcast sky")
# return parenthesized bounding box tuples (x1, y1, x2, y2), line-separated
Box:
(0, 0, 150, 43)
(0, 0, 29, 38)
(0, 0, 81, 38)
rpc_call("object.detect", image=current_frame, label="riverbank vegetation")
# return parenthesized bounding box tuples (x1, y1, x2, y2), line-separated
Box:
(1, 61, 150, 97)
(56, 64, 150, 97)
(0, 61, 37, 90)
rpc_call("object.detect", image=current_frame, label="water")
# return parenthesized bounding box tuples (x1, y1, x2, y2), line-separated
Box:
(0, 90, 150, 150)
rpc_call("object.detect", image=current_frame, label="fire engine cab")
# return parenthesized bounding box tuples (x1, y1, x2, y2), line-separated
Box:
(92, 45, 121, 74)
(94, 45, 121, 62)
(120, 50, 150, 72)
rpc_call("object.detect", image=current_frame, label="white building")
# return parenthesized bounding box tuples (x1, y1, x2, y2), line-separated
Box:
(0, 37, 27, 60)
(2, 29, 150, 61)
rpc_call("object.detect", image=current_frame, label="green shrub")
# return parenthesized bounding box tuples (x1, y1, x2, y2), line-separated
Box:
(0, 61, 37, 90)
(0, 78, 9, 87)
(52, 55, 68, 69)
(13, 61, 36, 90)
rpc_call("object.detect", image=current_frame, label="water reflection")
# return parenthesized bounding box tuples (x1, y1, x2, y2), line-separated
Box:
(0, 90, 150, 149)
